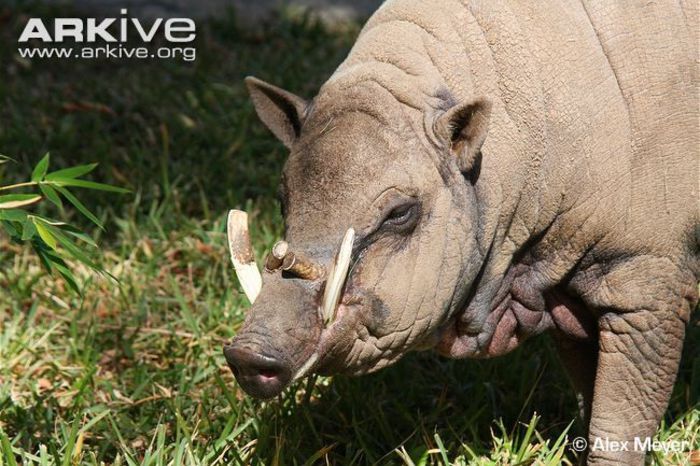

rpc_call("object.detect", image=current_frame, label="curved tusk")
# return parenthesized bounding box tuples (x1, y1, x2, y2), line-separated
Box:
(321, 227, 355, 324)
(265, 240, 289, 272)
(282, 251, 325, 280)
(227, 210, 262, 304)
(292, 352, 319, 381)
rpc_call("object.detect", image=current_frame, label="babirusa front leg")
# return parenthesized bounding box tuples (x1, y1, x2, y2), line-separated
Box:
(586, 308, 687, 465)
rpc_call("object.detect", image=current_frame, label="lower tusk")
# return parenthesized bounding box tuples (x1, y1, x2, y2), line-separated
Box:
(227, 210, 262, 304)
(292, 352, 319, 381)
(320, 227, 355, 324)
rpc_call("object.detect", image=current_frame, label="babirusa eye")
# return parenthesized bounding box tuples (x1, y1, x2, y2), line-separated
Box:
(382, 202, 419, 231)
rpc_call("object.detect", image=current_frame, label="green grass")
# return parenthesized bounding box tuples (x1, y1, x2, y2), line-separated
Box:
(0, 5, 698, 465)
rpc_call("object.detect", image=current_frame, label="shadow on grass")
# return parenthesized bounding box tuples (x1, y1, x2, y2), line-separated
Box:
(248, 319, 697, 464)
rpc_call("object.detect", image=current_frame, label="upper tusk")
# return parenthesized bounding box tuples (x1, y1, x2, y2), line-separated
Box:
(227, 210, 262, 304)
(321, 227, 355, 324)
(264, 240, 289, 272)
(265, 239, 324, 280)
(282, 251, 325, 280)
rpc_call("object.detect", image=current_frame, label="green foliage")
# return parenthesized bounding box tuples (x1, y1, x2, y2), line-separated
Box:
(0, 153, 128, 292)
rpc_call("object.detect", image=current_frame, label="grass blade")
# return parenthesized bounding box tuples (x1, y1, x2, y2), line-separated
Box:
(60, 418, 80, 466)
(433, 433, 450, 465)
(0, 428, 18, 466)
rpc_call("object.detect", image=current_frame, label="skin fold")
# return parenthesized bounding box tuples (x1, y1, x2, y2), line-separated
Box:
(223, 1, 699, 464)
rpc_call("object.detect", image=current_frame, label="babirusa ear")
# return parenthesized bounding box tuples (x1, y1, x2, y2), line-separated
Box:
(245, 76, 308, 148)
(435, 98, 492, 173)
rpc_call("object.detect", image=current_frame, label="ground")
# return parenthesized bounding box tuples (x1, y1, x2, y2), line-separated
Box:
(0, 5, 697, 465)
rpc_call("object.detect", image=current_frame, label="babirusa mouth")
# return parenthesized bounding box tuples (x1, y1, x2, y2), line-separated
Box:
(226, 217, 356, 389)
(227, 209, 262, 304)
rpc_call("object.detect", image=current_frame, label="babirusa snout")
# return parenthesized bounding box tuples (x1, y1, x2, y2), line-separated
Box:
(225, 226, 357, 398)
(226, 210, 262, 304)
(262, 229, 355, 324)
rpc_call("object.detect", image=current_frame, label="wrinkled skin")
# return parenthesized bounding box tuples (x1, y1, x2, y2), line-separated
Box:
(227, 92, 485, 396)
(224, 0, 698, 464)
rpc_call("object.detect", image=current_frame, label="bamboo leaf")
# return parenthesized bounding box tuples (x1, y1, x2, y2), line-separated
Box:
(32, 244, 52, 272)
(33, 219, 58, 250)
(32, 240, 83, 293)
(30, 216, 68, 227)
(0, 194, 42, 209)
(28, 216, 96, 247)
(50, 178, 130, 193)
(32, 241, 59, 274)
(65, 229, 98, 248)
(53, 260, 81, 295)
(1, 219, 19, 239)
(45, 163, 97, 181)
(31, 153, 50, 182)
(53, 186, 103, 229)
(2, 152, 123, 293)
(49, 226, 100, 270)
(21, 217, 36, 241)
(39, 183, 63, 209)
(0, 209, 27, 222)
